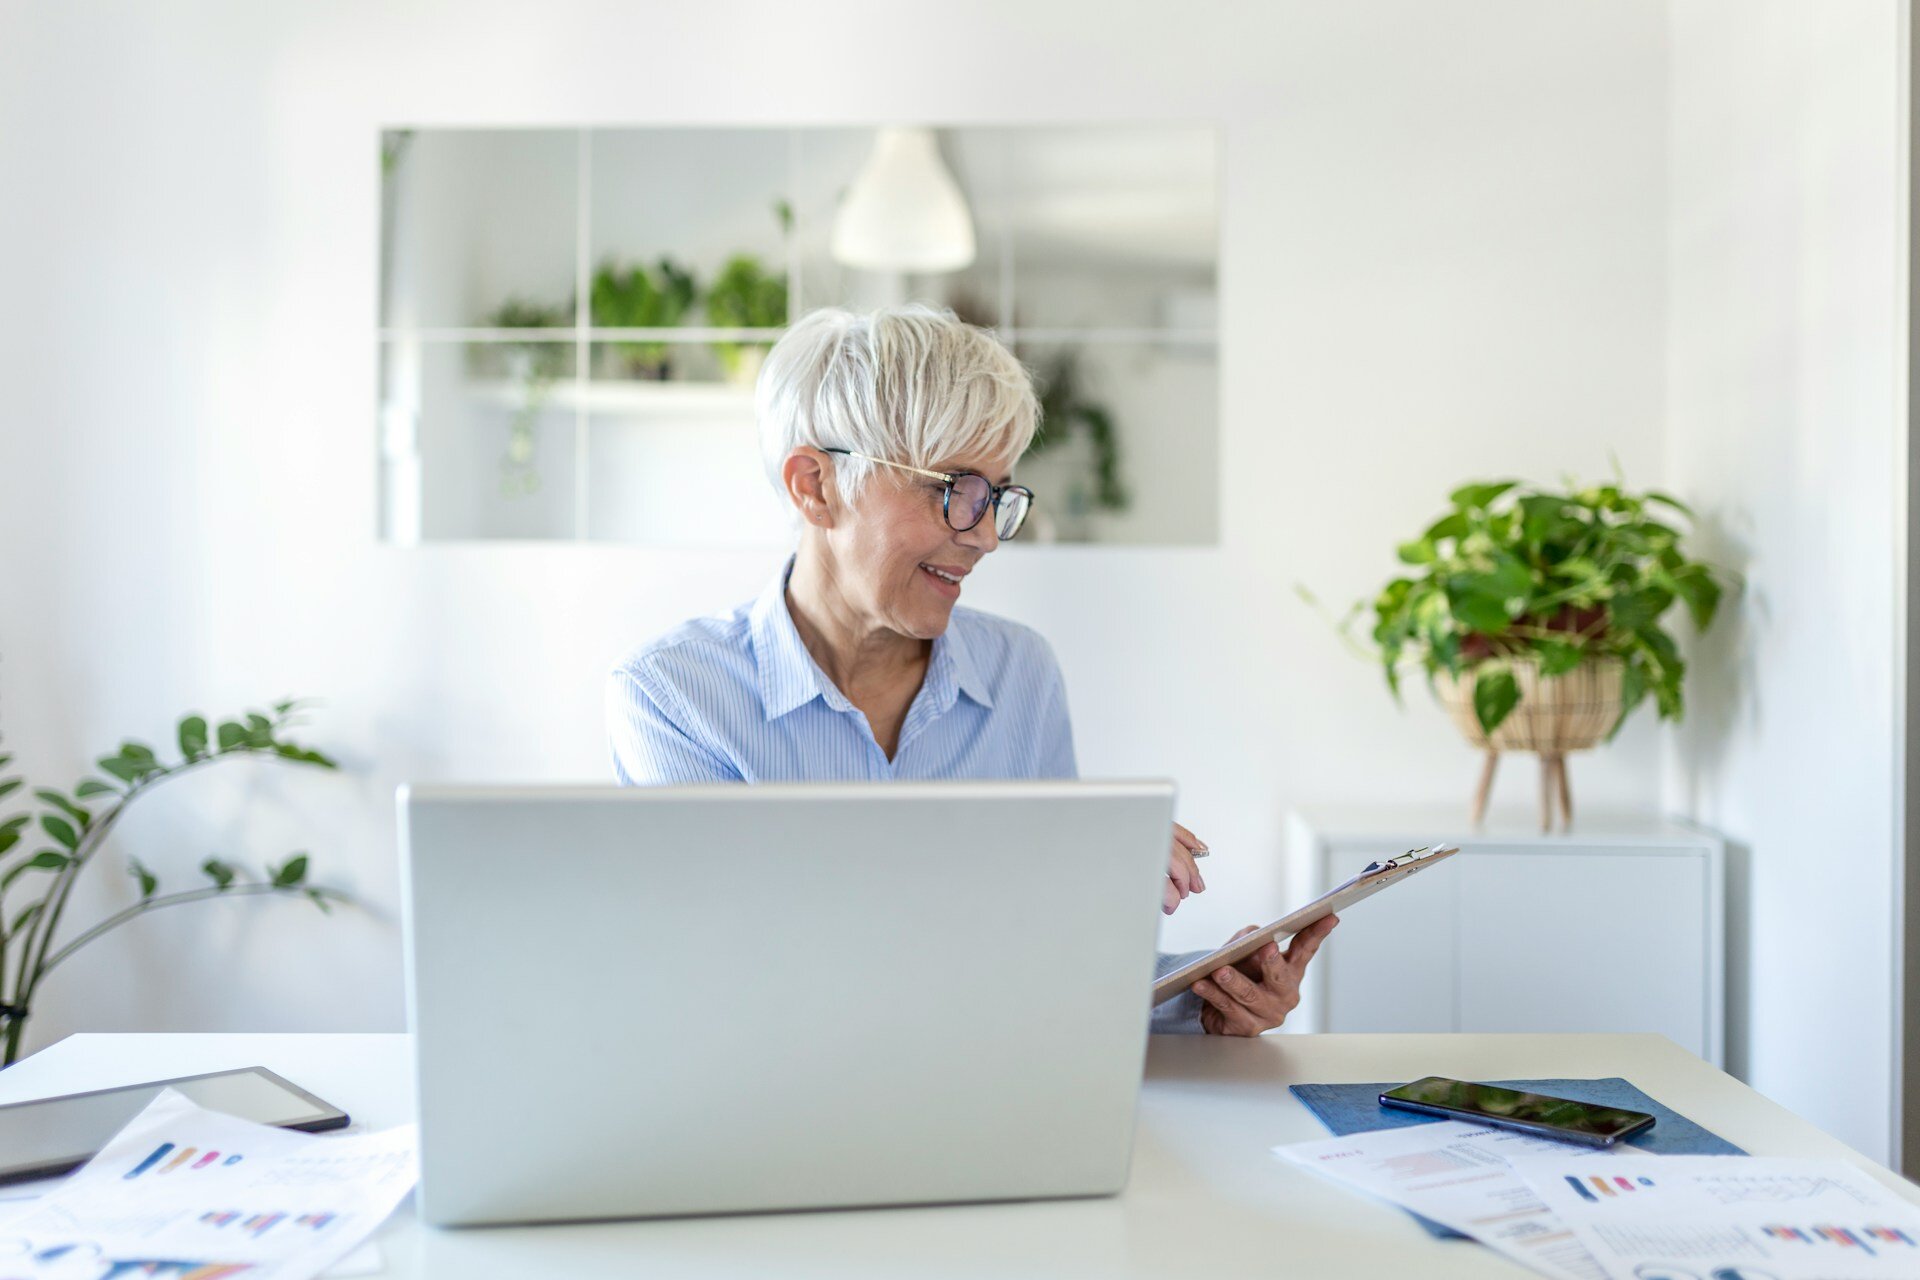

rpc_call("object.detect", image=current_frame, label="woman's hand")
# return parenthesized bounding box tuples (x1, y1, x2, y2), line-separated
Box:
(1165, 822, 1208, 915)
(1191, 915, 1338, 1036)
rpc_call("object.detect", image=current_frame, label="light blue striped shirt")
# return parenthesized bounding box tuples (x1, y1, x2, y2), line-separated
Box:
(606, 556, 1208, 1032)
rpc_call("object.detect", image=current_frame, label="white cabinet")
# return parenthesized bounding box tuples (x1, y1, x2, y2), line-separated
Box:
(1287, 809, 1725, 1065)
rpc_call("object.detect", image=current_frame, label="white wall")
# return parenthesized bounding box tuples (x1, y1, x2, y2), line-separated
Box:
(1665, 0, 1906, 1163)
(0, 0, 1667, 1066)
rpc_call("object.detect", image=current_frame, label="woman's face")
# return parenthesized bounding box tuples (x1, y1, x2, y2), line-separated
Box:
(831, 448, 1018, 641)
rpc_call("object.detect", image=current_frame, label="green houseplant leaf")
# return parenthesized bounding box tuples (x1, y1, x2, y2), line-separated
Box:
(0, 696, 352, 1067)
(1471, 667, 1521, 736)
(1320, 476, 1733, 739)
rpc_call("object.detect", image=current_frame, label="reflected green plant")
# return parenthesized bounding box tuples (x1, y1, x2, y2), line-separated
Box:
(705, 254, 787, 381)
(1026, 349, 1128, 511)
(591, 259, 695, 378)
(479, 298, 570, 499)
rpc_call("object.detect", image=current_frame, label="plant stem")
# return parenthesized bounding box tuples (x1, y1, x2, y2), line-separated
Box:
(12, 744, 318, 1037)
(37, 883, 344, 981)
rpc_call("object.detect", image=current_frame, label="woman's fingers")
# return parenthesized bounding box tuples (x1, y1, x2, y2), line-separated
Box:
(1172, 822, 1210, 879)
(1167, 839, 1204, 898)
(1162, 878, 1181, 915)
(1190, 979, 1254, 1030)
(1167, 842, 1195, 893)
(1282, 914, 1339, 970)
(1193, 974, 1265, 1036)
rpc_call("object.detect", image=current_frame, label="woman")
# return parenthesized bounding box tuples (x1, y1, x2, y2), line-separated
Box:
(607, 304, 1334, 1036)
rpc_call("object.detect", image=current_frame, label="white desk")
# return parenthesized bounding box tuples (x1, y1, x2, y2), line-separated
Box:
(4, 1032, 1914, 1278)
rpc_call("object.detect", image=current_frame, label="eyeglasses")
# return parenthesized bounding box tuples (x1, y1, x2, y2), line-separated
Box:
(822, 448, 1035, 540)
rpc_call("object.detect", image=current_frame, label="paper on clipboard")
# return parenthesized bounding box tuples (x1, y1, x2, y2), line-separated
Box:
(1151, 842, 1458, 1004)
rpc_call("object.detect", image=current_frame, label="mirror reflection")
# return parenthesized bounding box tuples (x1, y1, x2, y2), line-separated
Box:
(378, 125, 1217, 545)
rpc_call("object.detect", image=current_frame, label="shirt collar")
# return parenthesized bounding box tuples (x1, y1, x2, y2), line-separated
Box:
(942, 613, 994, 710)
(749, 557, 848, 720)
(748, 554, 996, 722)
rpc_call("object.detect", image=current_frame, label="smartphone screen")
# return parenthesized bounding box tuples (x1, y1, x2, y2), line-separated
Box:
(0, 1067, 348, 1185)
(1380, 1076, 1655, 1143)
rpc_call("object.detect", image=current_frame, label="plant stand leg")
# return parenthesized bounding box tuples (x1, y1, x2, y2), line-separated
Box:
(1471, 750, 1499, 827)
(1556, 753, 1575, 830)
(1538, 753, 1557, 834)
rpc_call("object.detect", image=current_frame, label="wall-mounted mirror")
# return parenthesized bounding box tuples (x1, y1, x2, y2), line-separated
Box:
(377, 125, 1218, 545)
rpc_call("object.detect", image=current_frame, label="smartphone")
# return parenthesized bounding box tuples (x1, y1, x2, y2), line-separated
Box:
(0, 1066, 349, 1185)
(1379, 1076, 1656, 1148)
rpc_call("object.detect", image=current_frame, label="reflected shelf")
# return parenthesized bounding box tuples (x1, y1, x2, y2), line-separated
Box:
(468, 379, 756, 417)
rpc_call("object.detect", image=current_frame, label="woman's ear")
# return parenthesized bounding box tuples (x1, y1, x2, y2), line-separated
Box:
(782, 448, 836, 527)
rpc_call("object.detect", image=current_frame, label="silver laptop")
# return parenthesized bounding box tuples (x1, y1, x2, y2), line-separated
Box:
(398, 780, 1174, 1226)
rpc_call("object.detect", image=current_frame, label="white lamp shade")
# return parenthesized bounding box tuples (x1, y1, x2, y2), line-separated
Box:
(831, 127, 976, 273)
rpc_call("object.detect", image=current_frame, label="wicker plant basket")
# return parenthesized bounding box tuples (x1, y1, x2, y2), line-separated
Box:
(1432, 656, 1624, 830)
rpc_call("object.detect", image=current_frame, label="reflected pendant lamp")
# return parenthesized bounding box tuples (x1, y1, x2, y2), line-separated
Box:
(831, 127, 976, 273)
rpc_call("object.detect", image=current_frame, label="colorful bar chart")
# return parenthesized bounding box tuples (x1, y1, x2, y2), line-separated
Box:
(127, 1143, 243, 1179)
(241, 1212, 286, 1237)
(1762, 1224, 1919, 1257)
(1565, 1174, 1657, 1203)
(124, 1142, 174, 1179)
(203, 1207, 340, 1236)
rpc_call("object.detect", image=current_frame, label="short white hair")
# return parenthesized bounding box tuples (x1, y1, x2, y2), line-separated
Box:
(755, 304, 1041, 501)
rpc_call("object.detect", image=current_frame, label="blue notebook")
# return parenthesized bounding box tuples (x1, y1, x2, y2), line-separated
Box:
(1287, 1078, 1746, 1240)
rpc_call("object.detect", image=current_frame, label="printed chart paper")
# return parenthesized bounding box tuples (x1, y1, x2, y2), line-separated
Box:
(1275, 1118, 1623, 1280)
(1512, 1154, 1920, 1280)
(0, 1088, 416, 1280)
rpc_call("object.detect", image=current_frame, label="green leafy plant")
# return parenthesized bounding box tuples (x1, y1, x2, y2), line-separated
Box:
(0, 700, 349, 1065)
(476, 297, 571, 498)
(705, 254, 788, 378)
(1025, 349, 1128, 511)
(590, 258, 696, 378)
(1327, 478, 1732, 737)
(704, 199, 794, 381)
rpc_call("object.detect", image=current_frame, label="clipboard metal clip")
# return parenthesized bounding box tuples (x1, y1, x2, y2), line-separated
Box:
(1360, 842, 1460, 876)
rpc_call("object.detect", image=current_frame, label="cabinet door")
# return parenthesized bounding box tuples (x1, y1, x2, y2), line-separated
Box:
(1454, 852, 1707, 1056)
(1320, 845, 1456, 1033)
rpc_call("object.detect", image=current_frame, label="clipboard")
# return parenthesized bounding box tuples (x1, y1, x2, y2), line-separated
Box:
(1151, 842, 1459, 1005)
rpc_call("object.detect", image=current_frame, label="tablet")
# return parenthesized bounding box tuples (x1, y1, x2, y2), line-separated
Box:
(0, 1066, 349, 1186)
(1152, 842, 1458, 1004)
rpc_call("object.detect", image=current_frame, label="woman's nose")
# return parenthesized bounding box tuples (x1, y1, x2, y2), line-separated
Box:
(957, 514, 1000, 554)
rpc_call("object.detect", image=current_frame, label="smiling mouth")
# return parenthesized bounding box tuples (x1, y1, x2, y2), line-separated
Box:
(920, 564, 964, 585)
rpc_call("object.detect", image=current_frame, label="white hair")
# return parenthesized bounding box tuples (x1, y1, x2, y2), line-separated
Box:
(755, 304, 1041, 502)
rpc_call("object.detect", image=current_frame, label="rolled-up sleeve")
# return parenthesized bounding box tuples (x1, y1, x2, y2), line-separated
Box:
(607, 666, 742, 786)
(1150, 950, 1210, 1035)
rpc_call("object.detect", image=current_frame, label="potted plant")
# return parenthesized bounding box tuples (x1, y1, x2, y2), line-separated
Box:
(0, 700, 348, 1064)
(476, 297, 570, 498)
(590, 258, 696, 379)
(1024, 347, 1129, 523)
(1335, 478, 1731, 830)
(705, 200, 793, 386)
(704, 253, 788, 386)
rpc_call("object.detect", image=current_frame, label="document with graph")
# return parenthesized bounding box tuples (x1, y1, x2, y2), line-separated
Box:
(1511, 1154, 1920, 1279)
(0, 1087, 415, 1280)
(1276, 1117, 1621, 1280)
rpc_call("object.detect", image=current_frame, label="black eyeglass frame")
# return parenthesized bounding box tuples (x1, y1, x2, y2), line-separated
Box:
(821, 447, 1036, 539)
